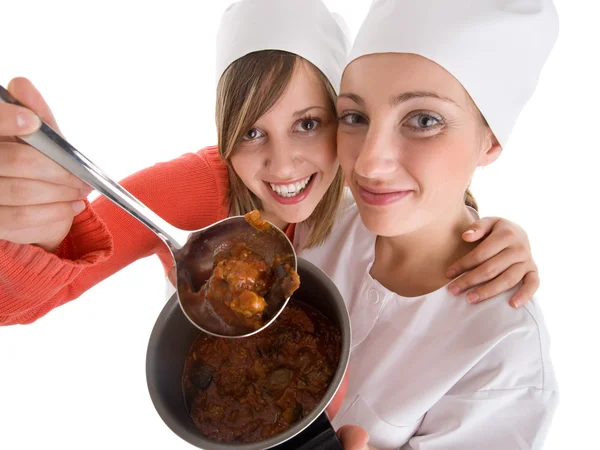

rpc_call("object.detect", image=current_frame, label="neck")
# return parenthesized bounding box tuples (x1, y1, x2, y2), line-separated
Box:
(373, 203, 477, 297)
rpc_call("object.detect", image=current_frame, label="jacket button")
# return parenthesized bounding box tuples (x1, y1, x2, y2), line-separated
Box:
(368, 288, 380, 305)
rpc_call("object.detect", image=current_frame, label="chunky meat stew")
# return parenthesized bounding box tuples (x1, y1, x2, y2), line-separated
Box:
(182, 301, 341, 443)
(194, 242, 300, 332)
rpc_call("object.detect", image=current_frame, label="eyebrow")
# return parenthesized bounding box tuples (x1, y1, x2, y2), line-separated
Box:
(392, 91, 460, 107)
(337, 93, 365, 107)
(338, 91, 460, 108)
(293, 106, 330, 117)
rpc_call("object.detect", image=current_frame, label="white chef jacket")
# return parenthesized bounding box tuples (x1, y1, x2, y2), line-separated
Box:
(295, 191, 558, 450)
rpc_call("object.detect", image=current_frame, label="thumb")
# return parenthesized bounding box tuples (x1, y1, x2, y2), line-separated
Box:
(337, 425, 370, 450)
(462, 216, 500, 242)
(7, 77, 62, 135)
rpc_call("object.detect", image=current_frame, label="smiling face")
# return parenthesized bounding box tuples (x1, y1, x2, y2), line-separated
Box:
(229, 59, 339, 228)
(336, 53, 502, 237)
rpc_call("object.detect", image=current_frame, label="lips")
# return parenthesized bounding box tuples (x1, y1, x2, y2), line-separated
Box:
(357, 184, 412, 206)
(268, 174, 313, 198)
(264, 174, 317, 205)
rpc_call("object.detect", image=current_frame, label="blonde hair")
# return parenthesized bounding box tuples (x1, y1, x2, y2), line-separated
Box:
(462, 108, 491, 213)
(215, 50, 345, 248)
(464, 189, 478, 211)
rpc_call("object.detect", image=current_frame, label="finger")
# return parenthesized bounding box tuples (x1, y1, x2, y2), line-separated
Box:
(7, 77, 62, 134)
(464, 262, 529, 304)
(0, 177, 85, 206)
(326, 369, 349, 420)
(337, 425, 370, 450)
(0, 103, 42, 136)
(0, 201, 84, 232)
(448, 247, 528, 295)
(461, 216, 501, 242)
(509, 271, 540, 308)
(0, 142, 89, 190)
(447, 227, 522, 278)
(0, 220, 73, 249)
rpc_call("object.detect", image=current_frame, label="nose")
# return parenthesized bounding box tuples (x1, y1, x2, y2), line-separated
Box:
(265, 136, 303, 179)
(354, 124, 400, 179)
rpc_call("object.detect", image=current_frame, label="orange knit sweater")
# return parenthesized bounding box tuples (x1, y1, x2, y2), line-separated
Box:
(0, 146, 295, 326)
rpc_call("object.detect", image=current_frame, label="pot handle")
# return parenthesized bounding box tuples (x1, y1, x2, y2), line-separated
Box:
(274, 412, 343, 450)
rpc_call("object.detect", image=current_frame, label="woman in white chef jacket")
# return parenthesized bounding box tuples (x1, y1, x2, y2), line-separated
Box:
(296, 0, 559, 449)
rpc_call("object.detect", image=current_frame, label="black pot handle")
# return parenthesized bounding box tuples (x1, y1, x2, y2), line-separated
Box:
(273, 411, 343, 450)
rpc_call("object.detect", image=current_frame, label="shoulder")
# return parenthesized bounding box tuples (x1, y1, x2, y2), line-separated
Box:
(193, 145, 227, 175)
(446, 290, 557, 393)
(134, 145, 228, 187)
(120, 145, 230, 230)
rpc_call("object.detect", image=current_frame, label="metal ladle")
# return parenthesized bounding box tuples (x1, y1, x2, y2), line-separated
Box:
(0, 85, 296, 338)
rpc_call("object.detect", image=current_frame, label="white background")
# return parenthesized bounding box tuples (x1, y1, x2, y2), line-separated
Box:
(0, 1, 598, 449)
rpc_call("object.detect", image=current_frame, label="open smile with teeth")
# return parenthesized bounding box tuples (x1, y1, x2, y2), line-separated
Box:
(269, 174, 314, 198)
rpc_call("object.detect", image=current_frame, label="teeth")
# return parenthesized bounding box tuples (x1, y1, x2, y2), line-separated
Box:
(269, 175, 312, 197)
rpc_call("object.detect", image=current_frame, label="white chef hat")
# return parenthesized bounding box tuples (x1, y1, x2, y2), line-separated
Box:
(215, 0, 351, 93)
(347, 0, 559, 148)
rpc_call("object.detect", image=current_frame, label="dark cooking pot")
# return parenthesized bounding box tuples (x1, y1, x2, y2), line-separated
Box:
(146, 257, 351, 449)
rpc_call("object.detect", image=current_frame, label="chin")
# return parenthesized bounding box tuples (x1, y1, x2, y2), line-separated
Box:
(258, 200, 312, 227)
(362, 220, 398, 237)
(356, 206, 408, 237)
(279, 203, 316, 225)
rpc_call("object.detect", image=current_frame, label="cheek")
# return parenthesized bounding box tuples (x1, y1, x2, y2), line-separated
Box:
(230, 152, 261, 187)
(414, 140, 478, 197)
(306, 131, 338, 174)
(320, 138, 338, 167)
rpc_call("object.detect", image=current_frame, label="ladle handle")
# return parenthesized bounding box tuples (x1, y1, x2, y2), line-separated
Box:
(0, 85, 187, 251)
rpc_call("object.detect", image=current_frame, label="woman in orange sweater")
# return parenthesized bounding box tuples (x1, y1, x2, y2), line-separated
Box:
(0, 0, 538, 327)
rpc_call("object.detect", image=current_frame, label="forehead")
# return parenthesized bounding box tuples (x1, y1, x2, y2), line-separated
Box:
(262, 59, 331, 118)
(340, 53, 467, 104)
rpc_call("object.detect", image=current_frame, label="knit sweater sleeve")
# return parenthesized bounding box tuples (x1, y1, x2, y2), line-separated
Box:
(0, 146, 229, 325)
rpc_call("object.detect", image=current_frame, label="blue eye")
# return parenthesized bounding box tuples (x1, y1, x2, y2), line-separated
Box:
(418, 115, 438, 127)
(405, 113, 443, 132)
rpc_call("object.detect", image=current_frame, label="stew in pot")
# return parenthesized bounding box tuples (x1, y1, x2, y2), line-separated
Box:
(182, 300, 341, 443)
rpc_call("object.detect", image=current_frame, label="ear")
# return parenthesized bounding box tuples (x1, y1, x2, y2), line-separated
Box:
(478, 127, 502, 167)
